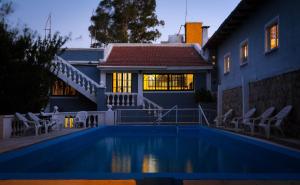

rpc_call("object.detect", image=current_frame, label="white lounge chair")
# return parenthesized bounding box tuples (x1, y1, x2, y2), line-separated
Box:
(242, 107, 275, 135)
(230, 108, 256, 131)
(15, 113, 42, 136)
(213, 109, 233, 127)
(259, 105, 292, 139)
(74, 111, 88, 128)
(28, 112, 56, 134)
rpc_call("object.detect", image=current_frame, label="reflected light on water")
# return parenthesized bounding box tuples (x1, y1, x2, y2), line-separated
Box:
(142, 154, 158, 173)
(185, 160, 193, 173)
(111, 153, 131, 173)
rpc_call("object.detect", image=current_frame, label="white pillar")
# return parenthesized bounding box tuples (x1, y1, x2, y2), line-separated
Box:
(100, 71, 106, 89)
(206, 72, 212, 91)
(137, 73, 143, 106)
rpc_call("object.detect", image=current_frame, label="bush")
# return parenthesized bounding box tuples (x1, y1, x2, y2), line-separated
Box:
(194, 89, 214, 103)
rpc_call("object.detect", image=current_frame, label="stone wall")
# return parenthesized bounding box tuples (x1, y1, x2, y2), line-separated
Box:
(222, 86, 242, 117)
(249, 70, 300, 137)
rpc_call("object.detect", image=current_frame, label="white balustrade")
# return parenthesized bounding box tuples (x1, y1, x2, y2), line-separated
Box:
(52, 56, 101, 103)
(105, 93, 138, 107)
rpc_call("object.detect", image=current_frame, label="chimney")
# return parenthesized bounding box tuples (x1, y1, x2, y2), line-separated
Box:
(202, 26, 210, 46)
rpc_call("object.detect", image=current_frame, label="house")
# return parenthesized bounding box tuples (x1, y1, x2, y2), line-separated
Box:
(203, 0, 300, 133)
(48, 43, 213, 113)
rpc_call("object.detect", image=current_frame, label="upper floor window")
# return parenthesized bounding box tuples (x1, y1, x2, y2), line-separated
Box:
(52, 80, 77, 96)
(265, 17, 279, 52)
(240, 40, 248, 65)
(143, 74, 194, 91)
(113, 73, 132, 93)
(224, 53, 231, 74)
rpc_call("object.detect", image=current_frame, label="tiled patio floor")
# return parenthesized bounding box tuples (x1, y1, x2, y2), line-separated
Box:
(215, 127, 300, 151)
(0, 128, 87, 154)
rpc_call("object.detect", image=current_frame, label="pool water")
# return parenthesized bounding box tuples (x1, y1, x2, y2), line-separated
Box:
(0, 126, 300, 179)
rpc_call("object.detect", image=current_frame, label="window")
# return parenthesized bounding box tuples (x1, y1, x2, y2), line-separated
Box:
(224, 53, 231, 74)
(112, 73, 132, 93)
(265, 17, 279, 52)
(52, 80, 77, 96)
(143, 74, 194, 91)
(240, 40, 248, 65)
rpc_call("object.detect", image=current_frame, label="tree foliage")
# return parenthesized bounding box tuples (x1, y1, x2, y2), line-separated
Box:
(0, 1, 68, 114)
(89, 0, 164, 47)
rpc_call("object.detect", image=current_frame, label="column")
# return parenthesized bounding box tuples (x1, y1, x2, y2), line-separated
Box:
(137, 73, 143, 106)
(97, 82, 107, 111)
(206, 72, 212, 91)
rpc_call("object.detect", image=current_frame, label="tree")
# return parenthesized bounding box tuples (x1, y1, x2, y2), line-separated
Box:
(0, 1, 68, 114)
(89, 0, 164, 47)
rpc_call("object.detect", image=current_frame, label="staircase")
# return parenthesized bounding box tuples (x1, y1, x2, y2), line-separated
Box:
(52, 56, 101, 103)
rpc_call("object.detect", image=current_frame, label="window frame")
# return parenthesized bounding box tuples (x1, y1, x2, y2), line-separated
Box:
(265, 16, 280, 54)
(112, 72, 132, 93)
(223, 52, 231, 75)
(143, 73, 194, 92)
(240, 39, 249, 66)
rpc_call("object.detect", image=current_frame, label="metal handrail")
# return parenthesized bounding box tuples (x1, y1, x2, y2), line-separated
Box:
(198, 104, 210, 126)
(156, 105, 178, 123)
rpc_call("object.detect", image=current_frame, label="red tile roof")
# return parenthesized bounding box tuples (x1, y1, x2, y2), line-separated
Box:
(99, 45, 210, 67)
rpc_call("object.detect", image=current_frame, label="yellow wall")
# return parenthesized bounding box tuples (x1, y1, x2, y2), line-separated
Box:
(185, 22, 203, 46)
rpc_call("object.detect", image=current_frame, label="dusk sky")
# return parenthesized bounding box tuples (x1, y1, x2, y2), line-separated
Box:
(8, 0, 240, 48)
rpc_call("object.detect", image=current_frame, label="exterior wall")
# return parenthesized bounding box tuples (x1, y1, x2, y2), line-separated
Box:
(217, 0, 300, 90)
(74, 65, 100, 83)
(49, 95, 96, 112)
(249, 70, 300, 137)
(143, 72, 207, 108)
(104, 71, 208, 108)
(59, 49, 104, 61)
(222, 87, 242, 117)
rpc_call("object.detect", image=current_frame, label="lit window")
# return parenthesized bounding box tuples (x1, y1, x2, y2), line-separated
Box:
(240, 40, 248, 65)
(265, 19, 279, 52)
(224, 54, 231, 74)
(52, 80, 77, 96)
(143, 74, 194, 91)
(112, 73, 132, 93)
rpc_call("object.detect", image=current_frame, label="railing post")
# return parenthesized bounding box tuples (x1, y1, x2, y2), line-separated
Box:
(175, 107, 178, 124)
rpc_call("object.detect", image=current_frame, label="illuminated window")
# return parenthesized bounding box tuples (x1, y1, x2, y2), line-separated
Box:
(224, 53, 231, 74)
(143, 74, 194, 91)
(240, 40, 248, 65)
(265, 18, 279, 52)
(52, 80, 77, 96)
(112, 73, 132, 93)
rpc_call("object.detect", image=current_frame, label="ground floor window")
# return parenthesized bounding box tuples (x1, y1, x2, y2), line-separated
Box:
(113, 73, 132, 93)
(52, 80, 77, 96)
(143, 74, 194, 91)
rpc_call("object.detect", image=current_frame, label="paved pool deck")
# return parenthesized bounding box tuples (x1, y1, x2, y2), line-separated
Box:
(0, 128, 87, 154)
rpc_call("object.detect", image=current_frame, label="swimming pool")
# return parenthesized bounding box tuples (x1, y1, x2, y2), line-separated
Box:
(0, 125, 300, 180)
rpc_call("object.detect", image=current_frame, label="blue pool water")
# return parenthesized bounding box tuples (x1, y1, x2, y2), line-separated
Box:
(0, 126, 300, 180)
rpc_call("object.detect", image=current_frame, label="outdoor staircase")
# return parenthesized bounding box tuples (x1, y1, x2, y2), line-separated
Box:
(52, 56, 101, 103)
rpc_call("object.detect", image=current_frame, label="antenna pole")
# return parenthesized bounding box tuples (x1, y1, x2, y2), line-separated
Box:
(185, 0, 188, 23)
(44, 13, 52, 39)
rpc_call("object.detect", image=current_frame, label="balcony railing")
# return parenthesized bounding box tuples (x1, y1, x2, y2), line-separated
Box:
(105, 93, 138, 107)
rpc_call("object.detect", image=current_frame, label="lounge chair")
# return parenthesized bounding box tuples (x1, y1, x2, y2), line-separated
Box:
(15, 113, 42, 136)
(242, 107, 275, 135)
(230, 108, 256, 131)
(258, 105, 292, 139)
(27, 112, 56, 134)
(74, 111, 88, 128)
(213, 109, 233, 127)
